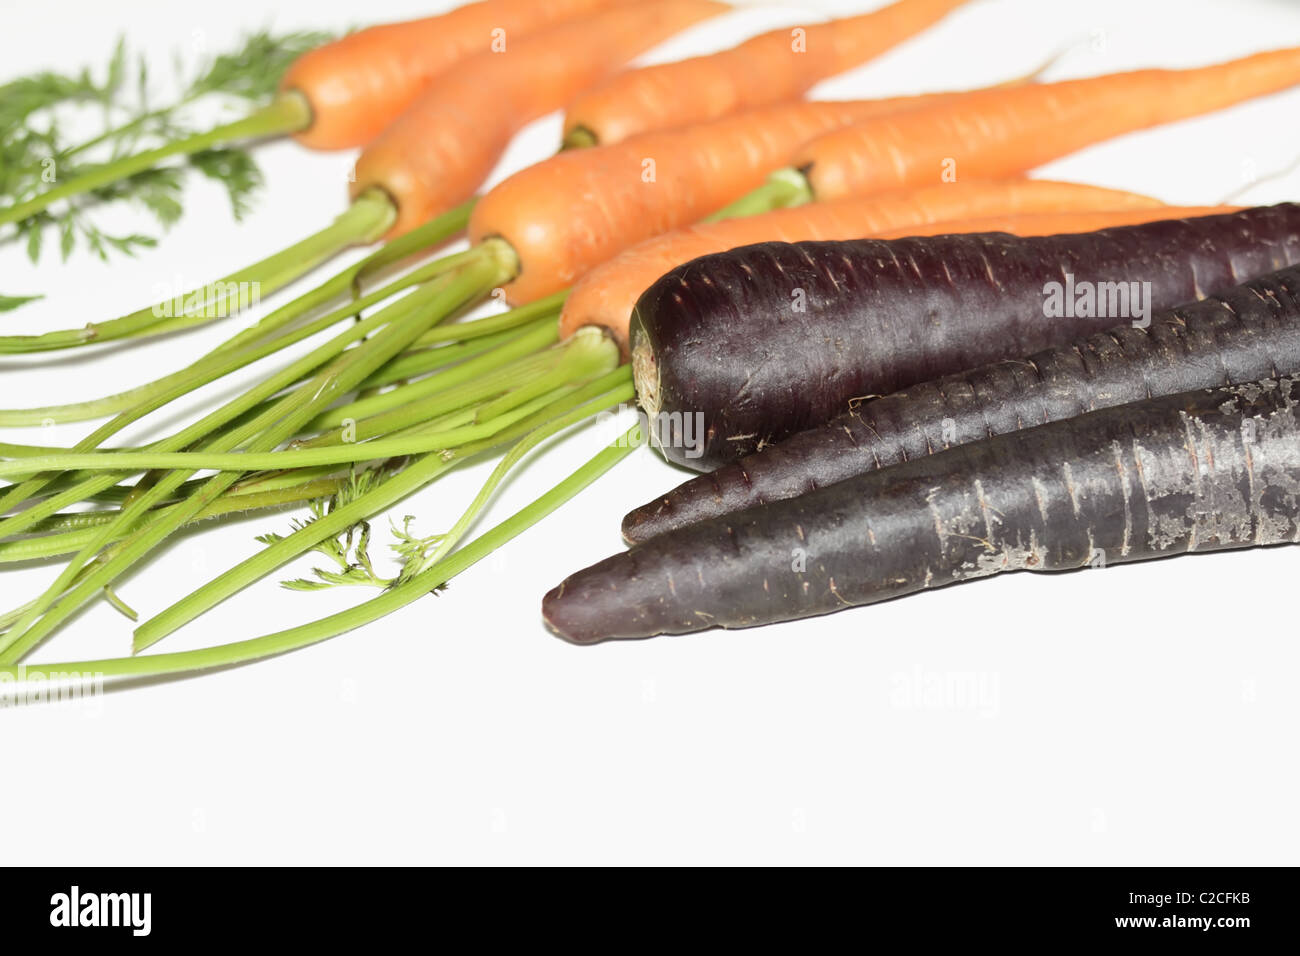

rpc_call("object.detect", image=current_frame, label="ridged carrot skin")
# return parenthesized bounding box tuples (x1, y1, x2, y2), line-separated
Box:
(796, 46, 1300, 201)
(561, 0, 970, 147)
(351, 0, 726, 237)
(282, 0, 630, 150)
(623, 243, 1300, 542)
(630, 206, 1300, 468)
(470, 94, 973, 305)
(558, 181, 1170, 346)
(544, 371, 1300, 644)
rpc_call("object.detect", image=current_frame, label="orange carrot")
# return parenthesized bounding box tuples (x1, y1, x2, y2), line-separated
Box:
(0, 0, 724, 355)
(284, 0, 634, 150)
(792, 46, 1300, 201)
(0, 0, 645, 231)
(352, 0, 726, 238)
(872, 206, 1238, 240)
(561, 0, 970, 147)
(470, 92, 990, 304)
(559, 180, 1170, 346)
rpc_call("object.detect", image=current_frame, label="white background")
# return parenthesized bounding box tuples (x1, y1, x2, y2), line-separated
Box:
(2, 0, 1299, 865)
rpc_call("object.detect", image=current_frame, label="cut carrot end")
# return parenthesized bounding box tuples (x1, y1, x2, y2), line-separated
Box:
(561, 126, 599, 150)
(349, 188, 401, 244)
(630, 327, 660, 422)
(269, 89, 315, 137)
(478, 236, 523, 286)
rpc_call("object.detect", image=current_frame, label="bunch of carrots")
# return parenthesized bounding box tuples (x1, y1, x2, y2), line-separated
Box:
(2, 0, 1300, 685)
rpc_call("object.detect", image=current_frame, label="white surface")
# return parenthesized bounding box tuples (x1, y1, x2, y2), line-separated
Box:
(2, 0, 1299, 866)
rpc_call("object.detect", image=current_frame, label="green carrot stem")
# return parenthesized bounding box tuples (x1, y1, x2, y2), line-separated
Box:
(0, 280, 430, 629)
(12, 467, 343, 537)
(183, 294, 563, 443)
(100, 585, 138, 622)
(221, 320, 559, 453)
(348, 200, 477, 283)
(136, 202, 475, 348)
(0, 248, 488, 534)
(359, 317, 552, 390)
(0, 204, 473, 428)
(1, 474, 127, 539)
(0, 239, 515, 526)
(298, 353, 557, 447)
(0, 398, 520, 479)
(0, 423, 638, 682)
(61, 106, 173, 160)
(412, 368, 636, 574)
(22, 469, 280, 521)
(0, 254, 511, 663)
(0, 475, 353, 565)
(208, 324, 594, 456)
(156, 197, 474, 353)
(0, 188, 396, 353)
(2, 468, 365, 591)
(240, 272, 553, 417)
(0, 238, 478, 534)
(312, 330, 613, 452)
(132, 394, 549, 650)
(0, 91, 311, 228)
(135, 381, 636, 652)
(305, 319, 562, 432)
(0, 441, 76, 457)
(0, 330, 617, 478)
(0, 288, 399, 520)
(703, 166, 813, 223)
(0, 281, 371, 429)
(409, 290, 568, 348)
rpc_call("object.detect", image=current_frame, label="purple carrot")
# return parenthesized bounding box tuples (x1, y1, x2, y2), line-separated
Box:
(630, 205, 1300, 470)
(623, 261, 1300, 542)
(545, 374, 1300, 643)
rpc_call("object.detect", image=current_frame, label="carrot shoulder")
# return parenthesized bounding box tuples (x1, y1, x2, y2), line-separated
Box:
(469, 97, 960, 305)
(283, 0, 631, 150)
(562, 0, 970, 146)
(351, 0, 726, 237)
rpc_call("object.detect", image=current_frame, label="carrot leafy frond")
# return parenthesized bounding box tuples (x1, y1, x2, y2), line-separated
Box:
(0, 29, 333, 279)
(258, 469, 396, 592)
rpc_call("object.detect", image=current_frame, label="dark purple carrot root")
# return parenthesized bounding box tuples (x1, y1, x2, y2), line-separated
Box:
(622, 261, 1300, 543)
(629, 205, 1300, 471)
(544, 374, 1300, 644)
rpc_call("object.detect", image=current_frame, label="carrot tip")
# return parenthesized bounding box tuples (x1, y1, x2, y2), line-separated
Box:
(541, 585, 601, 645)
